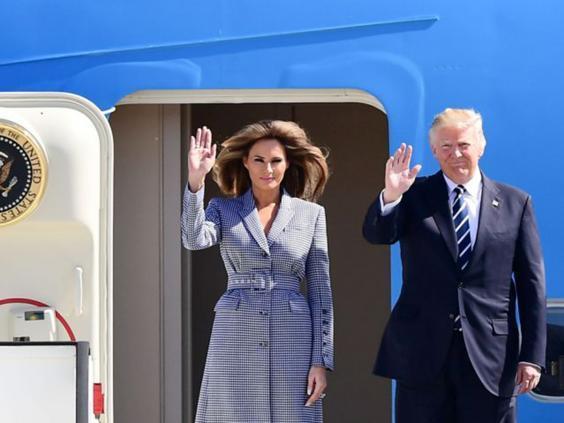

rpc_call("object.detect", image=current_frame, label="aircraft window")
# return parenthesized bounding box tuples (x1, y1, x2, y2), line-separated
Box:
(531, 303, 564, 401)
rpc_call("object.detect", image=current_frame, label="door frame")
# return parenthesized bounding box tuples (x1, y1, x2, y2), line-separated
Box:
(115, 88, 387, 423)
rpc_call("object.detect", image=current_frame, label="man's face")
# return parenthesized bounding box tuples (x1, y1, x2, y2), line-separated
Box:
(430, 125, 485, 184)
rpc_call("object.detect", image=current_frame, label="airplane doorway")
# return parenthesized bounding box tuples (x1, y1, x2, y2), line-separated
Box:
(111, 97, 391, 423)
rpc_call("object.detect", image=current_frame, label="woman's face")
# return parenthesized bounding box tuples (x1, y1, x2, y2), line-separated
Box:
(243, 138, 289, 193)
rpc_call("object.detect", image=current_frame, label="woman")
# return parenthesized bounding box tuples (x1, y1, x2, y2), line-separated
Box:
(182, 120, 334, 423)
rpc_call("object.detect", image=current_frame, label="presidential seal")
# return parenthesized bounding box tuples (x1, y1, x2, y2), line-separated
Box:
(0, 119, 47, 226)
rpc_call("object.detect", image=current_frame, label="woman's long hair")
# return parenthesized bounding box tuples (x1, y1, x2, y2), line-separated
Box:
(213, 120, 329, 202)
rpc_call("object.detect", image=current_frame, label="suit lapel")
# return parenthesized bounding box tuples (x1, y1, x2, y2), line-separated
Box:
(267, 189, 295, 245)
(429, 172, 459, 264)
(238, 189, 270, 254)
(465, 174, 501, 270)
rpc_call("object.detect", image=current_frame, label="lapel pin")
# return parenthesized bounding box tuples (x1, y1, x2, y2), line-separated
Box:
(492, 199, 499, 208)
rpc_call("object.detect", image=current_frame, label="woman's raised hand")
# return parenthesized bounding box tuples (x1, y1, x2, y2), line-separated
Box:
(383, 143, 422, 204)
(188, 126, 217, 192)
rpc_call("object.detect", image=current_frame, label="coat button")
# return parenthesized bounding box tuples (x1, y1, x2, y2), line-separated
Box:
(322, 320, 329, 325)
(458, 282, 464, 288)
(323, 330, 328, 335)
(259, 341, 268, 347)
(322, 309, 328, 314)
(449, 314, 455, 320)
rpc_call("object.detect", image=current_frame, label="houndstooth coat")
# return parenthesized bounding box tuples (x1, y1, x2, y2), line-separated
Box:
(182, 185, 334, 423)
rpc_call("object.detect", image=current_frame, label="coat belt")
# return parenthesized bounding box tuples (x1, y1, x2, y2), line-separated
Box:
(227, 273, 301, 291)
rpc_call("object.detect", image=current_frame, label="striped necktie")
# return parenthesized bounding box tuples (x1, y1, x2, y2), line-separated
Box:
(452, 185, 472, 271)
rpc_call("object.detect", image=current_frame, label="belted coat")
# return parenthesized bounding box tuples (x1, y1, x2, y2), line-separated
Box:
(181, 186, 334, 423)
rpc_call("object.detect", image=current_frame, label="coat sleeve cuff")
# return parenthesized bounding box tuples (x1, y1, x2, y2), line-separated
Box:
(518, 361, 542, 372)
(185, 183, 205, 202)
(379, 190, 402, 215)
(311, 357, 334, 371)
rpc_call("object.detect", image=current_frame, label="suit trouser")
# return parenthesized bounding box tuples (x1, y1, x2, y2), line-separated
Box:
(396, 331, 516, 423)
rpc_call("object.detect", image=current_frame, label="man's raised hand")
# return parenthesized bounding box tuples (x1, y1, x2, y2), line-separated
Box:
(383, 143, 422, 204)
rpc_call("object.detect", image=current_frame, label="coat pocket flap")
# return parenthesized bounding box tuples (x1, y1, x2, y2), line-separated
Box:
(214, 292, 241, 312)
(491, 318, 509, 335)
(287, 291, 310, 313)
(289, 299, 310, 313)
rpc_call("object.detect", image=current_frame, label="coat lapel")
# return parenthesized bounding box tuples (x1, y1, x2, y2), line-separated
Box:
(429, 172, 459, 264)
(267, 190, 295, 245)
(238, 189, 270, 254)
(465, 173, 501, 270)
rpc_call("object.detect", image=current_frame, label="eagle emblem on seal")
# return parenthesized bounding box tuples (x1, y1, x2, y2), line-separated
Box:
(0, 151, 18, 198)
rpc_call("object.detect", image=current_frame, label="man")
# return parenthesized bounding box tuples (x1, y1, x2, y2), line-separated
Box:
(363, 108, 546, 422)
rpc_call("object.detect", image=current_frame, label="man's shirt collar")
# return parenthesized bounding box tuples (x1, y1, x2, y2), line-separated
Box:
(442, 170, 482, 198)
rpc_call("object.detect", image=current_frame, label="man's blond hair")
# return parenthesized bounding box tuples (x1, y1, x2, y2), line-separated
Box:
(429, 108, 485, 146)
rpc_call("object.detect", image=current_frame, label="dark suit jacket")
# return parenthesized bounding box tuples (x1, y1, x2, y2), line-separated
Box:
(363, 171, 546, 397)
